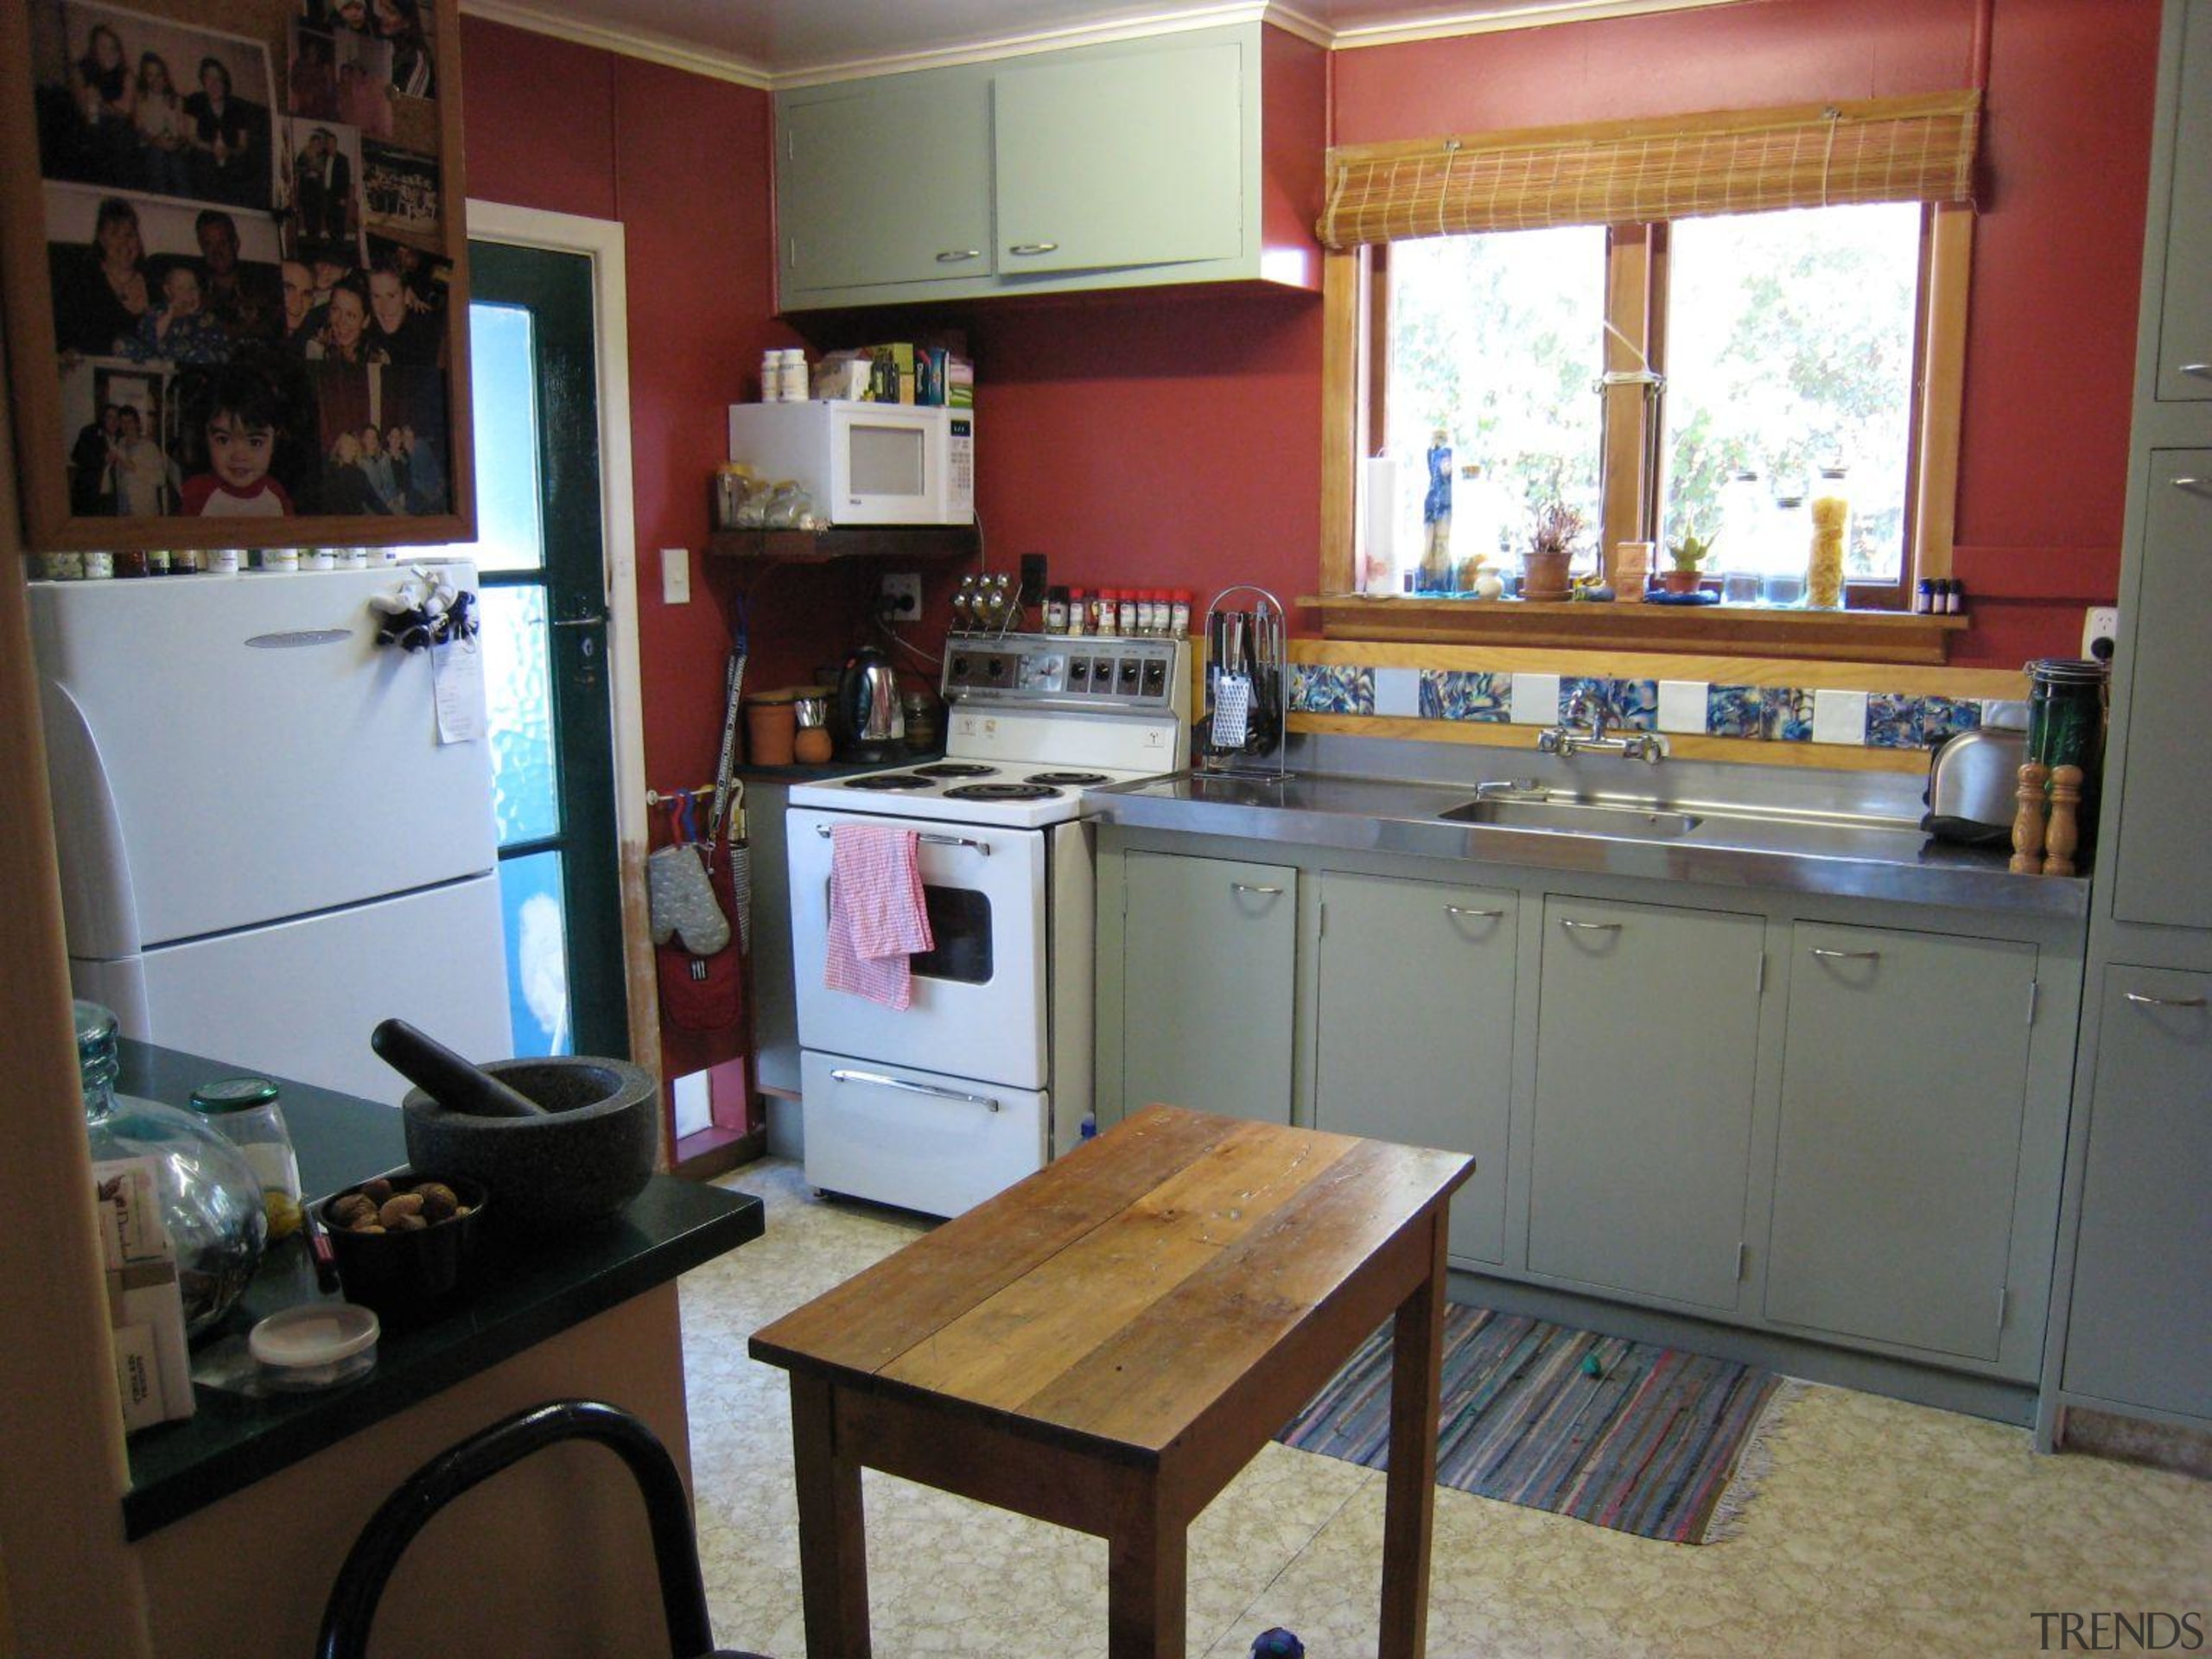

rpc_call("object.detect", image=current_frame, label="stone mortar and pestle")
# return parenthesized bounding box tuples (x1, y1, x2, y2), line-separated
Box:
(371, 1020, 660, 1228)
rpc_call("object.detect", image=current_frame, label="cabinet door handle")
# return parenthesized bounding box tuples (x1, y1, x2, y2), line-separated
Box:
(2125, 991, 2207, 1009)
(1810, 947, 1881, 961)
(1232, 882, 1284, 896)
(1446, 905, 1504, 919)
(1559, 918, 1621, 933)
(2178, 362, 2212, 378)
(1007, 241, 1060, 257)
(935, 249, 982, 264)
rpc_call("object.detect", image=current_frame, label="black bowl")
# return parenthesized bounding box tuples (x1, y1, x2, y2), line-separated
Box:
(401, 1057, 658, 1229)
(320, 1173, 486, 1324)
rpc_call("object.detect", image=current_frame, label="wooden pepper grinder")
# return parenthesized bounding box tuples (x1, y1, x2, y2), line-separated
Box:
(2010, 761, 2050, 875)
(2044, 765, 2085, 876)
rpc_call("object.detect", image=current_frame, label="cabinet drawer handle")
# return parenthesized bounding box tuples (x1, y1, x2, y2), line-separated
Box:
(2174, 475, 2209, 490)
(1446, 906, 1504, 919)
(1007, 242, 1059, 257)
(1232, 882, 1284, 896)
(2178, 363, 2212, 378)
(2125, 991, 2207, 1009)
(1810, 947, 1881, 961)
(935, 249, 982, 263)
(1559, 918, 1621, 933)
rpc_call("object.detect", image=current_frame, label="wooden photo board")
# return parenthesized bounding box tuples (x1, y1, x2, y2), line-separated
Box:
(0, 0, 474, 551)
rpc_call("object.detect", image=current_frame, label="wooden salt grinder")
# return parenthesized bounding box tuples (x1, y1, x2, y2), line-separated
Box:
(2044, 765, 2085, 877)
(2010, 761, 2050, 875)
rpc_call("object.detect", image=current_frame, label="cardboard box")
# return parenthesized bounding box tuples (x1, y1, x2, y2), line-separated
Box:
(93, 1158, 196, 1431)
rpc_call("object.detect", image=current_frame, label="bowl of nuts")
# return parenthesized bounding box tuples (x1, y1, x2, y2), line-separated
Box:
(319, 1172, 486, 1322)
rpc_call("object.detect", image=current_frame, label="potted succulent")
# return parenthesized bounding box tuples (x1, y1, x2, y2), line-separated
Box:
(1522, 502, 1587, 602)
(1661, 531, 1714, 595)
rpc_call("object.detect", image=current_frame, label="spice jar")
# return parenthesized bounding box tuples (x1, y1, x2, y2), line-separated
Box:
(1807, 467, 1850, 609)
(190, 1076, 304, 1243)
(901, 691, 938, 754)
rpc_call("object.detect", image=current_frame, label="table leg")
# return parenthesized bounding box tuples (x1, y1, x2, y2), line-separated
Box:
(1378, 1210, 1448, 1659)
(1107, 1474, 1186, 1659)
(790, 1372, 870, 1658)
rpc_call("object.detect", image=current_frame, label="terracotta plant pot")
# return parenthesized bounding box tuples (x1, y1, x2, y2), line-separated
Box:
(1659, 569, 1705, 595)
(1522, 549, 1574, 602)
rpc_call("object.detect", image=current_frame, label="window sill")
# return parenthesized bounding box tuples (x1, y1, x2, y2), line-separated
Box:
(1299, 594, 1967, 665)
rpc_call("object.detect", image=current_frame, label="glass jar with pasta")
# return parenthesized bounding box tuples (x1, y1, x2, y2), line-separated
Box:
(1807, 466, 1851, 610)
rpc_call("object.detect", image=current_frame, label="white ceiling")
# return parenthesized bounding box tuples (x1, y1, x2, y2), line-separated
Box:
(457, 0, 1732, 88)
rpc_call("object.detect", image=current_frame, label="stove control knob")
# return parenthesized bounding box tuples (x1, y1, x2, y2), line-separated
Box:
(950, 655, 972, 684)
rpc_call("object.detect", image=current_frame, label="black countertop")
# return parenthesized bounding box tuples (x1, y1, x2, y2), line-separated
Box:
(114, 1040, 765, 1540)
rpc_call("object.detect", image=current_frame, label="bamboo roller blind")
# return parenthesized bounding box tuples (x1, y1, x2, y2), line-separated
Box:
(1319, 91, 1980, 248)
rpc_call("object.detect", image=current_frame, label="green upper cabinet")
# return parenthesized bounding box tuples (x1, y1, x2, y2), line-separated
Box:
(2155, 0, 2212, 400)
(772, 24, 1324, 311)
(993, 41, 1243, 276)
(779, 81, 995, 296)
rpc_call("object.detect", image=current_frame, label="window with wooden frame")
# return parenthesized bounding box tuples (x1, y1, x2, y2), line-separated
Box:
(1318, 92, 1980, 639)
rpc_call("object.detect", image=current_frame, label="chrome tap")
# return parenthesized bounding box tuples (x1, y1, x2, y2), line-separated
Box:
(1538, 690, 1671, 763)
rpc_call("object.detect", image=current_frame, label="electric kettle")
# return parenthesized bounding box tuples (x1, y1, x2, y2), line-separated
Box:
(834, 646, 905, 764)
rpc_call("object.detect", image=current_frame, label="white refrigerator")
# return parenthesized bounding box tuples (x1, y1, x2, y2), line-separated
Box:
(29, 563, 512, 1105)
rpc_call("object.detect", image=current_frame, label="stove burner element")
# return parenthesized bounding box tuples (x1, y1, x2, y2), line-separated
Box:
(842, 773, 935, 791)
(913, 763, 999, 779)
(1027, 772, 1113, 787)
(943, 783, 1063, 803)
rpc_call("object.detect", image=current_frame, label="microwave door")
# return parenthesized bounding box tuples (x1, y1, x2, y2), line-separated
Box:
(846, 418, 927, 503)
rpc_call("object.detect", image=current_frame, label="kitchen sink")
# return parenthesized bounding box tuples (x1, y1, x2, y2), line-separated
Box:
(1439, 793, 1703, 838)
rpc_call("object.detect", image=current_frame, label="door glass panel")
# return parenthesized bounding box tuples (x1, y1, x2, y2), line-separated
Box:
(468, 303, 545, 573)
(850, 422, 925, 496)
(499, 849, 573, 1058)
(479, 585, 560, 847)
(820, 880, 994, 982)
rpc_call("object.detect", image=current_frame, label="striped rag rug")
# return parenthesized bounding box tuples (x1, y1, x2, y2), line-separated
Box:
(1276, 1306, 1799, 1544)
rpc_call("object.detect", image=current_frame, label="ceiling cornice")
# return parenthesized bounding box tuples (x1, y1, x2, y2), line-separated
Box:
(459, 0, 1733, 92)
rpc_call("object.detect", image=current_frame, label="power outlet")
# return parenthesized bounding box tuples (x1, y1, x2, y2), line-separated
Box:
(2082, 605, 2120, 662)
(880, 572, 922, 620)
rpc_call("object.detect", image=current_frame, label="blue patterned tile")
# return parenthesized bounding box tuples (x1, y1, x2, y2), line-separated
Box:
(1706, 684, 1765, 739)
(1763, 686, 1815, 742)
(1914, 696, 1982, 745)
(1291, 664, 1374, 715)
(1421, 670, 1511, 722)
(1560, 676, 1658, 731)
(1866, 693, 1919, 748)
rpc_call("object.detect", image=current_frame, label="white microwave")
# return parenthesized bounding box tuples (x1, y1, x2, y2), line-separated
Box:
(726, 400, 973, 526)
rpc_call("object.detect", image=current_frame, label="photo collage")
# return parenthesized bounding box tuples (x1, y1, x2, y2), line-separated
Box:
(32, 0, 452, 522)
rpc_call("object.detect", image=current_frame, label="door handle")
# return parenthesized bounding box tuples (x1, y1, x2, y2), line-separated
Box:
(551, 613, 606, 628)
(1559, 918, 1621, 933)
(2125, 991, 2207, 1009)
(829, 1069, 1001, 1112)
(1232, 882, 1284, 896)
(936, 249, 982, 263)
(1446, 906, 1504, 919)
(2174, 477, 2210, 494)
(2178, 363, 2212, 378)
(1810, 947, 1881, 961)
(814, 825, 991, 855)
(1007, 242, 1059, 257)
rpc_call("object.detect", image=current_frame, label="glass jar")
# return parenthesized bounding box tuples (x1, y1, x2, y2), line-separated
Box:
(190, 1077, 303, 1243)
(1807, 467, 1850, 609)
(1763, 494, 1809, 606)
(79, 1002, 266, 1339)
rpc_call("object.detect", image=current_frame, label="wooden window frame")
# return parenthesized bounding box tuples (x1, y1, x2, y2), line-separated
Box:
(1319, 202, 1973, 645)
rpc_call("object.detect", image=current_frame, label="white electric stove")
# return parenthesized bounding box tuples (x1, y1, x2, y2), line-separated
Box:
(786, 632, 1190, 1217)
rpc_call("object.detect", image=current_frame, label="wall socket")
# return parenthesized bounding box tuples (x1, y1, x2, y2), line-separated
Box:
(2082, 605, 2120, 662)
(880, 572, 922, 620)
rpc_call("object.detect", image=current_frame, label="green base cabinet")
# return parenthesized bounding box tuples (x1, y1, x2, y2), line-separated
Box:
(1528, 896, 1764, 1312)
(1118, 851, 1295, 1125)
(1313, 873, 1516, 1263)
(2059, 968, 2212, 1417)
(1764, 925, 2037, 1363)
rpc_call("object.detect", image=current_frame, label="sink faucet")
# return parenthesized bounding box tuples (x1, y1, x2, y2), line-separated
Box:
(1538, 690, 1671, 764)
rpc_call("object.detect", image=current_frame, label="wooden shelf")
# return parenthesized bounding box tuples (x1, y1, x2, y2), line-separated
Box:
(1299, 594, 1969, 665)
(705, 526, 980, 564)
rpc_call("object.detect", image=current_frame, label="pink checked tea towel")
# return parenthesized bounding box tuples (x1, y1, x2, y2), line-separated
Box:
(825, 823, 933, 1010)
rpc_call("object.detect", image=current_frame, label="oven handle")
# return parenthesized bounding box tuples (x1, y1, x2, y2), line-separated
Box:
(814, 826, 992, 855)
(828, 1068, 1001, 1112)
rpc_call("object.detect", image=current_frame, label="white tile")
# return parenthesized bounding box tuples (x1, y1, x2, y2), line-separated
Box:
(1373, 666, 1420, 720)
(1510, 672, 1561, 725)
(1812, 689, 1870, 747)
(1657, 679, 1709, 735)
(1980, 698, 2030, 731)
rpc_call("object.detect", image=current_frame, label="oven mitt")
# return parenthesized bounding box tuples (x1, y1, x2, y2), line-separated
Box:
(646, 842, 732, 957)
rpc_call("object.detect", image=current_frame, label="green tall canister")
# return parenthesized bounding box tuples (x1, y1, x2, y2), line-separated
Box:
(2024, 658, 2109, 847)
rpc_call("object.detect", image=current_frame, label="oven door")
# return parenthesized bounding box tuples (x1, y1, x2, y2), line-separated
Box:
(788, 807, 1046, 1089)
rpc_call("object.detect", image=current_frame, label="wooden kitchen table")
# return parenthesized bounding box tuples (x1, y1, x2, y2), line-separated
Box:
(748, 1104, 1473, 1659)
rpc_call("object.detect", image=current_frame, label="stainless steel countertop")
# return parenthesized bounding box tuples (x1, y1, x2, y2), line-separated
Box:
(1090, 766, 2088, 918)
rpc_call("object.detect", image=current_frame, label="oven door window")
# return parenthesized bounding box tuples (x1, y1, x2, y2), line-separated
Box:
(825, 880, 993, 983)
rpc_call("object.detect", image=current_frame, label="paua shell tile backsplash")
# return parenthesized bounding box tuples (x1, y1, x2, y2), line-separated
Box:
(1288, 663, 2016, 751)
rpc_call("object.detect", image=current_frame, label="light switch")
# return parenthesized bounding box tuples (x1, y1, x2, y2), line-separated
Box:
(661, 546, 690, 605)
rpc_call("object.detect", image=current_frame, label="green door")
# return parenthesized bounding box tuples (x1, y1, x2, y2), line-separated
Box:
(467, 240, 626, 1059)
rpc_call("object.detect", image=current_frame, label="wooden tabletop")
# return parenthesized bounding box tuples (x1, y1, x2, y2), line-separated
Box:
(750, 1105, 1473, 1465)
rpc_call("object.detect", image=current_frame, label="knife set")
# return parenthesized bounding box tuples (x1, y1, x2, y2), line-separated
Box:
(1200, 588, 1287, 772)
